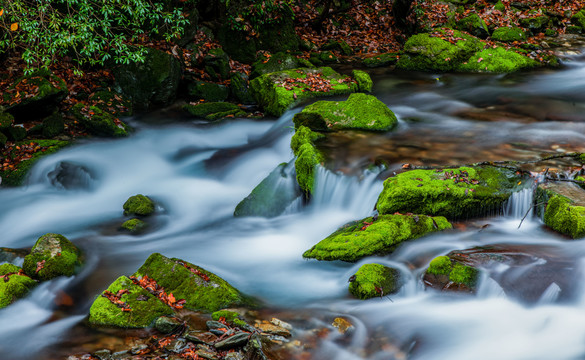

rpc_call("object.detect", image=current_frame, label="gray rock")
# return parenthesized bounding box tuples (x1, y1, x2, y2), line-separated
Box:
(214, 332, 250, 350)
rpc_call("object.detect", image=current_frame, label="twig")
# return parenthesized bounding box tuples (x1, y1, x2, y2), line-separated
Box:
(518, 201, 547, 229)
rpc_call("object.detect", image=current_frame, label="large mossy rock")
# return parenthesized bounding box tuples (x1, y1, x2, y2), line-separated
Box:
(183, 102, 246, 120)
(537, 182, 585, 239)
(234, 161, 301, 218)
(230, 72, 255, 104)
(397, 31, 483, 72)
(458, 47, 537, 73)
(250, 67, 358, 117)
(70, 103, 130, 137)
(303, 214, 451, 262)
(491, 26, 527, 42)
(293, 93, 396, 132)
(519, 14, 550, 34)
(134, 253, 250, 312)
(291, 126, 325, 195)
(571, 10, 585, 31)
(204, 48, 231, 81)
(456, 14, 489, 38)
(250, 52, 313, 80)
(88, 276, 173, 328)
(123, 194, 155, 216)
(88, 90, 133, 117)
(423, 255, 479, 293)
(187, 80, 230, 102)
(362, 53, 399, 68)
(376, 166, 528, 219)
(4, 70, 68, 120)
(22, 233, 83, 281)
(0, 264, 37, 309)
(113, 47, 181, 111)
(349, 263, 401, 299)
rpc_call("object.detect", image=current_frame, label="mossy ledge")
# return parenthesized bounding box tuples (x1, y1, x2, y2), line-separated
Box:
(375, 166, 528, 220)
(349, 263, 401, 300)
(423, 255, 479, 292)
(0, 263, 37, 309)
(303, 214, 451, 262)
(543, 194, 585, 239)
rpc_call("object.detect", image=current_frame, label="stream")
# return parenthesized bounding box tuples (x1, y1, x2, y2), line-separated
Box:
(3, 44, 585, 359)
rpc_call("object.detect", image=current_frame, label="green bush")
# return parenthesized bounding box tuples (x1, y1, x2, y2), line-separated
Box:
(0, 0, 188, 73)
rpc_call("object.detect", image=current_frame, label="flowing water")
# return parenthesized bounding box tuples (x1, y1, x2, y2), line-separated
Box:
(4, 45, 585, 359)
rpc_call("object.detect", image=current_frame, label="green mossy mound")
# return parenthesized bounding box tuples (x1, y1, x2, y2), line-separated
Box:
(397, 31, 483, 72)
(376, 166, 527, 219)
(424, 255, 479, 290)
(309, 51, 339, 65)
(230, 72, 255, 104)
(491, 26, 527, 42)
(121, 218, 148, 233)
(293, 93, 396, 132)
(0, 132, 6, 147)
(349, 263, 401, 299)
(88, 276, 173, 328)
(70, 103, 130, 137)
(352, 70, 373, 93)
(22, 233, 83, 281)
(303, 214, 451, 262)
(321, 40, 353, 55)
(0, 111, 14, 130)
(250, 52, 313, 79)
(542, 194, 585, 239)
(290, 126, 325, 195)
(183, 102, 246, 120)
(133, 253, 250, 312)
(290, 125, 325, 154)
(249, 67, 358, 117)
(123, 194, 155, 216)
(362, 53, 399, 67)
(187, 80, 230, 102)
(458, 47, 537, 73)
(0, 139, 70, 187)
(41, 112, 65, 138)
(571, 10, 585, 31)
(204, 48, 231, 81)
(456, 14, 490, 38)
(519, 14, 550, 34)
(234, 162, 301, 218)
(0, 264, 37, 309)
(89, 90, 133, 117)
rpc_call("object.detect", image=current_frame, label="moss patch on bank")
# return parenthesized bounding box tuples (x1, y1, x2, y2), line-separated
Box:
(349, 263, 401, 299)
(0, 264, 37, 309)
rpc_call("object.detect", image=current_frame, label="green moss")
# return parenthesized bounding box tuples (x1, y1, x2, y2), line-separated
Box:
(183, 102, 242, 120)
(543, 195, 585, 239)
(212, 310, 240, 322)
(133, 253, 251, 312)
(491, 26, 527, 42)
(375, 166, 525, 219)
(290, 126, 324, 155)
(397, 31, 484, 72)
(295, 142, 323, 195)
(121, 218, 148, 233)
(230, 72, 255, 104)
(123, 194, 155, 216)
(88, 276, 173, 328)
(204, 48, 230, 81)
(494, 1, 505, 12)
(321, 40, 353, 55)
(70, 103, 130, 137)
(303, 214, 452, 262)
(427, 256, 452, 275)
(89, 91, 133, 117)
(348, 263, 401, 299)
(250, 52, 313, 79)
(352, 70, 373, 93)
(519, 15, 550, 33)
(22, 233, 83, 281)
(42, 112, 65, 138)
(188, 81, 229, 102)
(572, 10, 585, 30)
(5, 70, 68, 119)
(449, 262, 478, 286)
(293, 93, 397, 132)
(458, 47, 538, 73)
(456, 14, 489, 38)
(362, 53, 399, 67)
(0, 132, 6, 147)
(0, 264, 37, 309)
(0, 111, 14, 130)
(0, 139, 70, 187)
(249, 67, 358, 117)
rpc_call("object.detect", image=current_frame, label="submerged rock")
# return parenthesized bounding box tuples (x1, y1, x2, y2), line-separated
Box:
(423, 255, 479, 293)
(70, 103, 130, 137)
(303, 214, 451, 262)
(348, 263, 401, 299)
(121, 218, 148, 233)
(249, 67, 358, 117)
(234, 161, 301, 218)
(0, 263, 37, 309)
(538, 182, 585, 239)
(376, 166, 528, 219)
(293, 93, 396, 132)
(123, 194, 155, 216)
(22, 233, 83, 281)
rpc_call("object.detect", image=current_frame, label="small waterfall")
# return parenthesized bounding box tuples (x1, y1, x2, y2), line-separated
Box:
(310, 166, 384, 217)
(504, 188, 534, 219)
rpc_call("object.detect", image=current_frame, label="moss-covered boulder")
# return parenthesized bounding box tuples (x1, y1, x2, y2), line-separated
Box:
(70, 103, 130, 137)
(123, 194, 155, 216)
(423, 255, 479, 292)
(456, 14, 490, 38)
(88, 276, 173, 328)
(362, 53, 399, 68)
(234, 161, 301, 218)
(134, 253, 250, 312)
(293, 93, 396, 132)
(183, 102, 246, 120)
(303, 214, 452, 262)
(204, 48, 231, 81)
(309, 51, 339, 65)
(250, 67, 358, 117)
(571, 10, 585, 31)
(0, 139, 70, 187)
(121, 218, 148, 233)
(352, 70, 373, 93)
(491, 26, 527, 42)
(188, 81, 230, 102)
(0, 132, 6, 148)
(4, 69, 68, 120)
(349, 263, 401, 299)
(250, 52, 313, 80)
(0, 264, 37, 309)
(519, 14, 550, 34)
(396, 31, 483, 72)
(321, 40, 353, 55)
(458, 47, 538, 73)
(22, 233, 83, 281)
(113, 47, 181, 111)
(537, 182, 585, 239)
(230, 72, 255, 104)
(5, 125, 26, 141)
(291, 126, 325, 195)
(376, 166, 528, 219)
(41, 112, 65, 138)
(0, 111, 14, 130)
(89, 90, 133, 117)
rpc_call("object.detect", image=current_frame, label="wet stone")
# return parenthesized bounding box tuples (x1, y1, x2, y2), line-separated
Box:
(93, 349, 111, 360)
(214, 332, 250, 350)
(155, 315, 183, 334)
(111, 350, 130, 359)
(130, 344, 149, 355)
(332, 317, 354, 334)
(206, 320, 226, 330)
(254, 320, 291, 337)
(165, 338, 187, 353)
(224, 351, 245, 360)
(196, 344, 220, 360)
(184, 331, 219, 345)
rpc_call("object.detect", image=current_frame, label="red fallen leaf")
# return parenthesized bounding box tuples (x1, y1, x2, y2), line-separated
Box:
(36, 260, 46, 273)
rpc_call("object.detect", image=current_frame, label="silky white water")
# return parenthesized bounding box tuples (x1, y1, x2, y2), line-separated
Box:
(3, 54, 585, 359)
